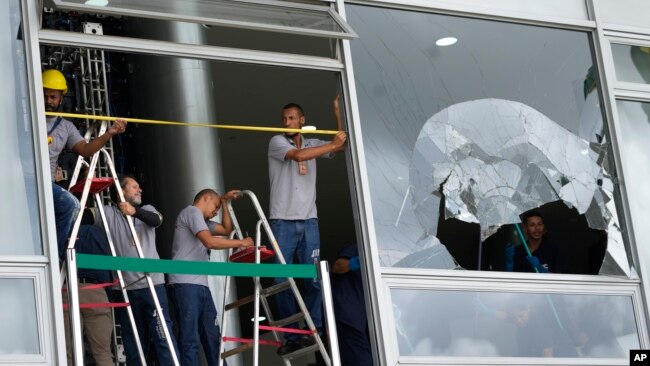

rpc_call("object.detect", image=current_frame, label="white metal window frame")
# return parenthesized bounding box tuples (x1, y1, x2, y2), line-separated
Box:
(0, 267, 57, 365)
(595, 20, 650, 359)
(23, 0, 650, 364)
(51, 0, 358, 39)
(38, 28, 344, 71)
(20, 0, 69, 364)
(604, 32, 650, 94)
(381, 274, 647, 366)
(337, 0, 650, 365)
(345, 0, 595, 30)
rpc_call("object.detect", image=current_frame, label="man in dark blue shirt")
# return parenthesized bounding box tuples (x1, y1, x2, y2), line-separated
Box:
(512, 210, 565, 273)
(331, 244, 373, 366)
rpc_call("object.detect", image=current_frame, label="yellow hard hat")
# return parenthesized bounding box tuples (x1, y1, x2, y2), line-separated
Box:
(42, 69, 68, 94)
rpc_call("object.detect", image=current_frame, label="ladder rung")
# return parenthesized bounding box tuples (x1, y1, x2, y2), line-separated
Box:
(222, 336, 282, 347)
(63, 302, 129, 310)
(280, 343, 319, 360)
(122, 276, 147, 290)
(69, 177, 114, 193)
(221, 343, 252, 359)
(225, 281, 291, 311)
(269, 312, 304, 328)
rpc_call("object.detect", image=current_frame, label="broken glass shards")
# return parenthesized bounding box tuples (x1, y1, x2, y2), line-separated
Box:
(409, 98, 630, 276)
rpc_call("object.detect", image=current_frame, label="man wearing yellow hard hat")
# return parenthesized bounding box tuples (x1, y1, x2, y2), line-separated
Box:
(42, 68, 127, 258)
(43, 69, 127, 366)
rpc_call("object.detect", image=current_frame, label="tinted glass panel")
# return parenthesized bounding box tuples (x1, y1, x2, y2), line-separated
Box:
(348, 5, 627, 275)
(616, 100, 650, 286)
(52, 0, 354, 38)
(0, 0, 42, 255)
(611, 43, 650, 85)
(0, 278, 40, 355)
(42, 12, 336, 58)
(392, 288, 639, 359)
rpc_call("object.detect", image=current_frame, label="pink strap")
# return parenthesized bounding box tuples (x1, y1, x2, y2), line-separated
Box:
(222, 336, 282, 347)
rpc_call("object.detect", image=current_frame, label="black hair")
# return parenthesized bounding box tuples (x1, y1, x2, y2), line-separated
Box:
(111, 174, 137, 203)
(521, 209, 544, 225)
(283, 103, 304, 116)
(193, 188, 219, 203)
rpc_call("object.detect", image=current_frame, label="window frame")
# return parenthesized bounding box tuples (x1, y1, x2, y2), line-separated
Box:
(50, 0, 358, 40)
(340, 1, 650, 364)
(381, 273, 647, 365)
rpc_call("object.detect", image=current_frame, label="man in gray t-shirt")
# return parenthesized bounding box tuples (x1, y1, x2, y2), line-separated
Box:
(90, 175, 178, 365)
(169, 188, 253, 365)
(44, 69, 127, 366)
(268, 97, 347, 355)
(42, 69, 127, 258)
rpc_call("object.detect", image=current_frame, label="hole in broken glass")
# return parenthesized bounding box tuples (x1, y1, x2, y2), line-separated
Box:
(401, 98, 629, 276)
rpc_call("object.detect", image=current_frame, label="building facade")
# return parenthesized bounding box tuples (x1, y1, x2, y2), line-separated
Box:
(3, 0, 650, 365)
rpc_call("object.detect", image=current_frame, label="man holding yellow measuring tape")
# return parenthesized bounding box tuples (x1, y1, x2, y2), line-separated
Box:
(268, 96, 347, 355)
(42, 69, 127, 259)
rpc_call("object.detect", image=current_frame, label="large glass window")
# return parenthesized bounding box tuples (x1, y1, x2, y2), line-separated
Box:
(0, 278, 40, 356)
(391, 288, 639, 359)
(616, 99, 650, 277)
(611, 43, 650, 85)
(0, 0, 41, 255)
(348, 5, 628, 275)
(51, 0, 357, 39)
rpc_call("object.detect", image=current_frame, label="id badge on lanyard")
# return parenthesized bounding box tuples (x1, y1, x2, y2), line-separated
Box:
(47, 117, 63, 145)
(298, 161, 308, 175)
(289, 135, 308, 175)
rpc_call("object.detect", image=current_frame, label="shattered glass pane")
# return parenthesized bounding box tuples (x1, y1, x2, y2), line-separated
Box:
(348, 5, 630, 276)
(410, 99, 629, 276)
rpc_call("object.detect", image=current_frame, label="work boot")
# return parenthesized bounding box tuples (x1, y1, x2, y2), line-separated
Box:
(277, 340, 302, 356)
(298, 335, 316, 348)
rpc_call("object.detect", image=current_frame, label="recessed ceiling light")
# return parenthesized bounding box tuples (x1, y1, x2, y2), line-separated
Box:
(436, 37, 458, 46)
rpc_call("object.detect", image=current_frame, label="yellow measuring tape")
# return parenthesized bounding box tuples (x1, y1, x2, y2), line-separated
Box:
(45, 112, 339, 135)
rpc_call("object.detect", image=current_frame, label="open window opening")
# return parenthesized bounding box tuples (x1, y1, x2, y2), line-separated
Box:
(40, 7, 358, 365)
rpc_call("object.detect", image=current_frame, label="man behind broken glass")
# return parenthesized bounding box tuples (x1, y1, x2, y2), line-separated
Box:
(509, 210, 566, 273)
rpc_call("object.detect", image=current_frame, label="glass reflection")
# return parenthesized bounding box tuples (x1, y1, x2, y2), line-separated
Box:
(0, 278, 40, 355)
(0, 0, 41, 254)
(392, 288, 639, 359)
(612, 43, 650, 84)
(616, 99, 650, 283)
(348, 5, 625, 274)
(52, 0, 346, 33)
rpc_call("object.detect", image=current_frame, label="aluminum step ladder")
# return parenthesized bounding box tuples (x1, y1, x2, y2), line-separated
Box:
(217, 190, 340, 366)
(63, 119, 179, 366)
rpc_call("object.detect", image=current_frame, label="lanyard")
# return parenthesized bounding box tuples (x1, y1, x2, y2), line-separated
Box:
(47, 116, 63, 135)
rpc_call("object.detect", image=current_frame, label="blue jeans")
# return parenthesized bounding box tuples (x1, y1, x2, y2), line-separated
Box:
(52, 182, 80, 258)
(113, 285, 179, 365)
(271, 219, 322, 340)
(170, 284, 224, 366)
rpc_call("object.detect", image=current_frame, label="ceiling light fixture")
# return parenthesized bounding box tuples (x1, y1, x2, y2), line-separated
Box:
(436, 37, 458, 46)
